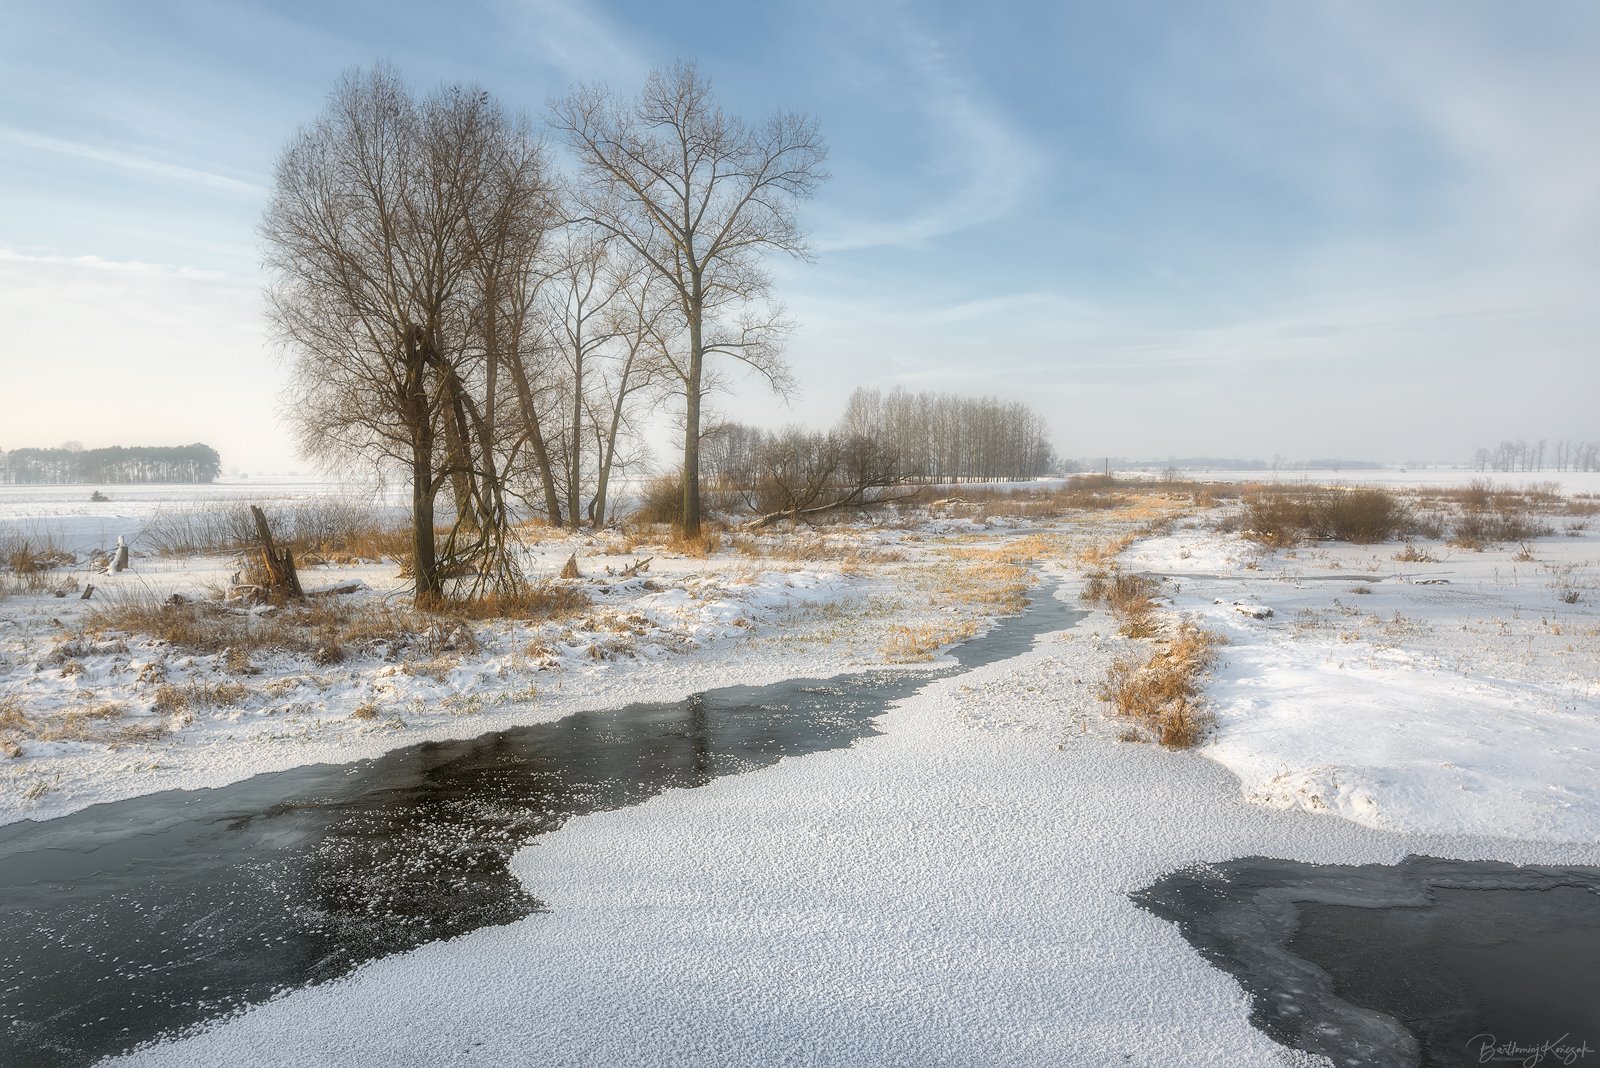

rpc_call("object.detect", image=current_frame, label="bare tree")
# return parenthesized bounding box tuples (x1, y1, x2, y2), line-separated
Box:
(551, 62, 826, 536)
(263, 66, 556, 603)
(588, 263, 674, 526)
(541, 228, 626, 528)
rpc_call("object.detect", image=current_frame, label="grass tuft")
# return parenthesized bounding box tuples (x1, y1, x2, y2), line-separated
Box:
(1097, 621, 1227, 749)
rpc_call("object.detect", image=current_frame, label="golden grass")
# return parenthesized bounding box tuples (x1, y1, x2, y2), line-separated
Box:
(89, 592, 416, 658)
(947, 534, 1060, 565)
(664, 531, 715, 558)
(1078, 533, 1136, 567)
(1393, 541, 1438, 563)
(0, 694, 173, 751)
(152, 680, 249, 714)
(1080, 569, 1161, 637)
(926, 561, 1031, 614)
(881, 619, 979, 662)
(1097, 621, 1227, 748)
(424, 583, 591, 621)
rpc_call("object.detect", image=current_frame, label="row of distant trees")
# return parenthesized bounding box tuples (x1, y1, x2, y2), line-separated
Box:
(1473, 439, 1600, 472)
(695, 389, 1058, 523)
(836, 388, 1057, 483)
(0, 444, 220, 485)
(264, 62, 825, 602)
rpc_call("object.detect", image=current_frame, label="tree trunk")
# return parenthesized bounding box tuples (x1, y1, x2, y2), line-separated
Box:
(568, 350, 583, 530)
(681, 305, 704, 538)
(593, 404, 623, 529)
(505, 355, 564, 526)
(405, 331, 442, 604)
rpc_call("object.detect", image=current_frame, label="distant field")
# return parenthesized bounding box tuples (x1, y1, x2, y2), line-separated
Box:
(1145, 467, 1600, 495)
(0, 475, 397, 555)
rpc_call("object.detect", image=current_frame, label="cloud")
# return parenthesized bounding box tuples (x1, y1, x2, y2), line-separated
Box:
(0, 126, 266, 197)
(812, 7, 1043, 252)
(496, 0, 650, 84)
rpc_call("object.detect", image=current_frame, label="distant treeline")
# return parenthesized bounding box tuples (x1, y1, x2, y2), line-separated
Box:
(0, 444, 221, 485)
(1473, 439, 1600, 472)
(829, 387, 1057, 483)
(1113, 457, 1383, 472)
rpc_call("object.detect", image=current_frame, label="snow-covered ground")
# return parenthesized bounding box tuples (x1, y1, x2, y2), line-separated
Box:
(1121, 522, 1600, 841)
(6, 484, 1599, 1065)
(1150, 466, 1600, 495)
(109, 572, 1597, 1068)
(0, 510, 1053, 824)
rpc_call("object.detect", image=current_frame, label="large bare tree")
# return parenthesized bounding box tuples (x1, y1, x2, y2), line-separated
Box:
(551, 62, 826, 537)
(263, 66, 556, 603)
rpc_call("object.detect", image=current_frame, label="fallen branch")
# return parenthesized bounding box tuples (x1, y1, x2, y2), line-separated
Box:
(743, 491, 922, 531)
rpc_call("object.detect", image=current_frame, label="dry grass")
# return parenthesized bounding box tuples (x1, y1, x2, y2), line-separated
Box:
(927, 561, 1031, 614)
(1080, 570, 1161, 637)
(1097, 621, 1226, 748)
(141, 499, 412, 563)
(1393, 541, 1438, 563)
(0, 694, 173, 751)
(88, 578, 589, 664)
(87, 590, 418, 659)
(1240, 486, 1415, 546)
(881, 619, 979, 662)
(152, 680, 249, 714)
(663, 531, 716, 558)
(3, 533, 76, 575)
(1078, 533, 1137, 567)
(424, 583, 590, 622)
(948, 534, 1059, 565)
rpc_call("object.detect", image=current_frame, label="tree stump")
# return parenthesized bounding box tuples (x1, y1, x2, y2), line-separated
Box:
(251, 505, 304, 599)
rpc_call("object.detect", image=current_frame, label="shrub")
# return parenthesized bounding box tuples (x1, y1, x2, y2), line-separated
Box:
(633, 472, 685, 526)
(1241, 486, 1412, 545)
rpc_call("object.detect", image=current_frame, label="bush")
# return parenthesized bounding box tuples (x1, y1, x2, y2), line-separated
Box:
(1310, 488, 1410, 543)
(633, 472, 685, 526)
(1241, 487, 1412, 545)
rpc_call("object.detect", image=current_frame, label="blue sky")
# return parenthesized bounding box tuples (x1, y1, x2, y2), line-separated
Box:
(3, 0, 1597, 471)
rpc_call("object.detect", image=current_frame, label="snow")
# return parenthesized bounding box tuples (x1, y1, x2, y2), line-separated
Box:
(1124, 525, 1600, 841)
(111, 578, 1597, 1068)
(5, 483, 1599, 1064)
(0, 514, 1028, 825)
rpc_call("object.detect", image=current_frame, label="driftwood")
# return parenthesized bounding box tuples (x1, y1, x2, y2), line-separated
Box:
(250, 505, 303, 599)
(619, 556, 652, 578)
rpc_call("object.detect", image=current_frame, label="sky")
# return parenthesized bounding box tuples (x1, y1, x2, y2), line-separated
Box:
(2, 0, 1598, 472)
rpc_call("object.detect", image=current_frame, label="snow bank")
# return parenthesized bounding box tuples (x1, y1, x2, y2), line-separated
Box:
(1131, 526, 1600, 842)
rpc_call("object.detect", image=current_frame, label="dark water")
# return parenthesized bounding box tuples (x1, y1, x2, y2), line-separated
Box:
(0, 590, 1082, 1067)
(1135, 855, 1600, 1067)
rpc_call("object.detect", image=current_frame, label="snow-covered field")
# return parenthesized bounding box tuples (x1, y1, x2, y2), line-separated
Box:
(1122, 522, 1600, 841)
(5, 481, 1598, 1065)
(1154, 466, 1600, 495)
(0, 476, 403, 557)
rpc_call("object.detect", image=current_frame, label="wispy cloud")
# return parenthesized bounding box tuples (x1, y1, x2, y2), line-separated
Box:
(0, 126, 266, 197)
(496, 0, 650, 84)
(813, 7, 1043, 252)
